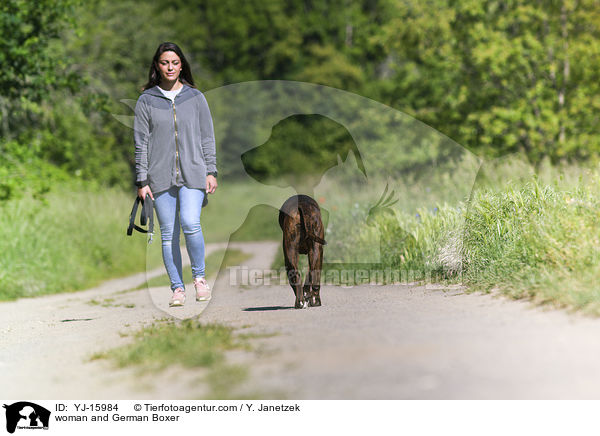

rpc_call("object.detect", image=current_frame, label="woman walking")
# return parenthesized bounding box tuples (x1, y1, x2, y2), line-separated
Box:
(134, 42, 218, 307)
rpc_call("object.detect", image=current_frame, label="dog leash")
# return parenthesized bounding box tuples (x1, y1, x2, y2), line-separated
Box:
(127, 194, 154, 244)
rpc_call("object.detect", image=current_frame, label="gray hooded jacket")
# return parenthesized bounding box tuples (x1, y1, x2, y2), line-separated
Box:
(134, 84, 217, 206)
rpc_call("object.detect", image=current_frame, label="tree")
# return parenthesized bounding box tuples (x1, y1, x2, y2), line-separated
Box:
(383, 0, 600, 164)
(0, 0, 81, 139)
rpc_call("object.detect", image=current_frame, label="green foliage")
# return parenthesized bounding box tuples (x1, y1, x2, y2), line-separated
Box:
(4, 0, 600, 198)
(0, 139, 71, 201)
(0, 0, 126, 200)
(461, 175, 600, 314)
(155, 0, 395, 90)
(0, 0, 80, 102)
(0, 0, 83, 140)
(7, 0, 600, 201)
(226, 205, 283, 242)
(37, 91, 131, 187)
(384, 0, 600, 163)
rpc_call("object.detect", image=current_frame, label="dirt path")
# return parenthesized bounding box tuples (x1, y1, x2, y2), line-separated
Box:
(3, 241, 600, 399)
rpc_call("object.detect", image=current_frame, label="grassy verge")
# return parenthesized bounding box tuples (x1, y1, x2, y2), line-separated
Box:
(460, 175, 600, 313)
(91, 319, 251, 398)
(314, 158, 600, 314)
(0, 183, 155, 300)
(0, 180, 269, 301)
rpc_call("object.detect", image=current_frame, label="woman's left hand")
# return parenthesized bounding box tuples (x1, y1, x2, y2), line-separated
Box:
(206, 175, 218, 194)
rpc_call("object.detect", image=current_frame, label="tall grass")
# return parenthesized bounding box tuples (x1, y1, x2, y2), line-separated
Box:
(461, 175, 600, 312)
(335, 158, 600, 314)
(0, 177, 292, 300)
(0, 184, 151, 300)
(0, 178, 293, 300)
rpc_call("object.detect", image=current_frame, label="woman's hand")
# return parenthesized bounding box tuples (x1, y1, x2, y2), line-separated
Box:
(206, 175, 218, 194)
(137, 185, 154, 201)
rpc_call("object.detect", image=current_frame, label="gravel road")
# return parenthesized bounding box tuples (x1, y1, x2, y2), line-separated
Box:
(3, 241, 600, 399)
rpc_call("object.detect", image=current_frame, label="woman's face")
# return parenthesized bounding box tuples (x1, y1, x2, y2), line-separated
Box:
(156, 50, 182, 83)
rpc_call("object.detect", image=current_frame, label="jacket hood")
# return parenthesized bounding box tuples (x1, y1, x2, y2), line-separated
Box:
(142, 83, 193, 99)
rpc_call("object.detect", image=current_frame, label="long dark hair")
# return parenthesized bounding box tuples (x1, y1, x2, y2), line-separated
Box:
(141, 42, 196, 91)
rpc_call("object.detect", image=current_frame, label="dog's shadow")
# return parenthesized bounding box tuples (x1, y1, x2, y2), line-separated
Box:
(243, 305, 295, 311)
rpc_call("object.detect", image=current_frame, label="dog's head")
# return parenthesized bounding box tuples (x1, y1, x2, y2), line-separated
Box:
(241, 114, 366, 192)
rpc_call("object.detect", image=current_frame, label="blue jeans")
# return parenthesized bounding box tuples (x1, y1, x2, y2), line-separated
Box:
(153, 185, 206, 291)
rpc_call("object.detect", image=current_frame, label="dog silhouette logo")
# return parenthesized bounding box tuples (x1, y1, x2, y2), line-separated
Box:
(114, 80, 481, 317)
(3, 402, 50, 434)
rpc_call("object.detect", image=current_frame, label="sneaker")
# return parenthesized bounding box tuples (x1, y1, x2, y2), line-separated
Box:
(194, 277, 211, 301)
(169, 288, 186, 307)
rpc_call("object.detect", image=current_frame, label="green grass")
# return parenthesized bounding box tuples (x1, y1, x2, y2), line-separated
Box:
(0, 183, 156, 300)
(91, 319, 251, 398)
(322, 157, 600, 314)
(460, 176, 600, 313)
(0, 180, 269, 301)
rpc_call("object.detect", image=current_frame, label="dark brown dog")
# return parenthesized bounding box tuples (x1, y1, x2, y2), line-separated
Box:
(279, 195, 327, 309)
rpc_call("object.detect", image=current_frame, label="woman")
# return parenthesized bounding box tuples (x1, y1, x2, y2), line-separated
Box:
(134, 42, 218, 307)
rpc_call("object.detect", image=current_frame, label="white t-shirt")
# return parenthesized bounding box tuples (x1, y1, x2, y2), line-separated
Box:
(158, 85, 183, 102)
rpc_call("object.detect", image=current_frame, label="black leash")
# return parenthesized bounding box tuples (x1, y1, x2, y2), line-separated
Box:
(127, 194, 154, 243)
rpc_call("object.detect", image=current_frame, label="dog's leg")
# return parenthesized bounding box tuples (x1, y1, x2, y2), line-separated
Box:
(283, 239, 305, 309)
(303, 261, 311, 305)
(308, 242, 323, 307)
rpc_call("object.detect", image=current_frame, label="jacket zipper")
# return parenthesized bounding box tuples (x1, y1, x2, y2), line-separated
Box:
(172, 99, 180, 176)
